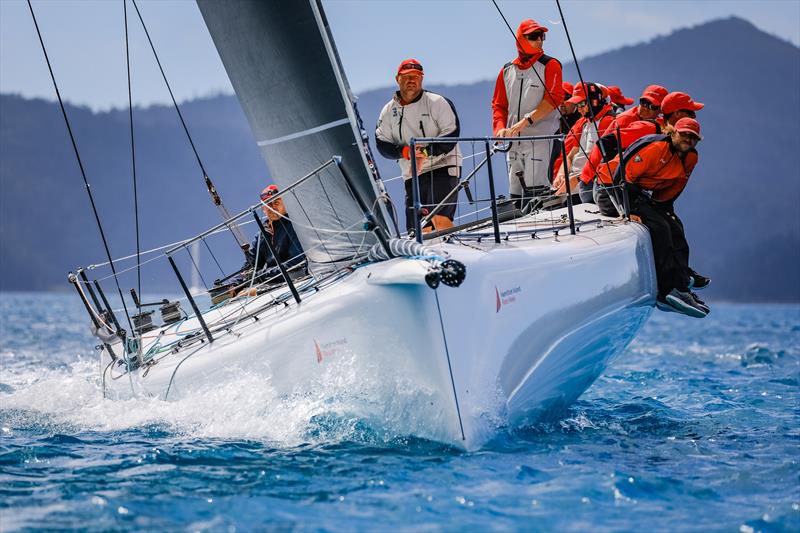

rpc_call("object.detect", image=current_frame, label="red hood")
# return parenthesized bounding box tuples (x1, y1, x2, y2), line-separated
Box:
(513, 19, 547, 69)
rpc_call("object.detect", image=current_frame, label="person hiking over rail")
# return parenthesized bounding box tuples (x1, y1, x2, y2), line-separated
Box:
(492, 19, 563, 209)
(577, 84, 669, 198)
(601, 118, 709, 318)
(590, 90, 710, 292)
(375, 59, 462, 234)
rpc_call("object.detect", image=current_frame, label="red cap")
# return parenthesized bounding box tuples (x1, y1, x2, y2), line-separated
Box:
(397, 59, 423, 76)
(640, 85, 668, 106)
(607, 86, 634, 106)
(661, 92, 704, 115)
(566, 82, 588, 104)
(562, 81, 574, 99)
(674, 117, 702, 139)
(260, 184, 279, 200)
(518, 19, 549, 35)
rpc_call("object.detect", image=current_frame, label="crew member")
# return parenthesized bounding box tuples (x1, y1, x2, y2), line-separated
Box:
(376, 59, 462, 233)
(606, 86, 634, 114)
(559, 81, 580, 132)
(240, 184, 305, 283)
(661, 91, 704, 125)
(590, 89, 699, 212)
(492, 19, 563, 208)
(609, 118, 708, 317)
(578, 84, 668, 196)
(602, 84, 667, 135)
(552, 82, 615, 203)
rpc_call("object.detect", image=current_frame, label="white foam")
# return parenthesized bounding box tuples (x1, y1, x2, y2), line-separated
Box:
(0, 351, 457, 447)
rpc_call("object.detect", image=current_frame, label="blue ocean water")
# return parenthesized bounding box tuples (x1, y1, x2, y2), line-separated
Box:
(0, 293, 797, 532)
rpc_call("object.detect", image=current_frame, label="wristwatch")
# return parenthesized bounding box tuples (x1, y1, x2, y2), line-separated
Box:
(526, 113, 534, 125)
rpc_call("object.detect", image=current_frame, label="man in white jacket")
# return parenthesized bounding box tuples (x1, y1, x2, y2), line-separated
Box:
(376, 59, 462, 233)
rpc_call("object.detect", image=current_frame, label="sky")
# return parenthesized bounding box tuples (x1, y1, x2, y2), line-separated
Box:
(1, 0, 798, 110)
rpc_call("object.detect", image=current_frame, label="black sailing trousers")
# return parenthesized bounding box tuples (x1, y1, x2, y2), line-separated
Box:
(404, 166, 460, 232)
(630, 194, 691, 298)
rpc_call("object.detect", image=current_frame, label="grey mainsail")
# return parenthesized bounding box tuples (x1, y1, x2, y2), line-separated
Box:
(196, 0, 392, 274)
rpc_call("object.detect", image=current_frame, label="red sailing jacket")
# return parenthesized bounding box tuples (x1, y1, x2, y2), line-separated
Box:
(598, 139, 698, 202)
(584, 120, 661, 184)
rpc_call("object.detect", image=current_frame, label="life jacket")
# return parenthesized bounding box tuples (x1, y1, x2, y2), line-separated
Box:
(601, 106, 641, 136)
(498, 55, 562, 142)
(568, 104, 614, 179)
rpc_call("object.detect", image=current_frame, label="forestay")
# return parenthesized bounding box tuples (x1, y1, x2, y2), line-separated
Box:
(196, 0, 391, 274)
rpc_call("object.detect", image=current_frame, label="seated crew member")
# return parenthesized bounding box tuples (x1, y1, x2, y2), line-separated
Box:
(593, 91, 709, 291)
(236, 184, 305, 289)
(661, 91, 704, 128)
(493, 19, 563, 209)
(589, 89, 698, 208)
(552, 82, 615, 203)
(376, 59, 461, 233)
(579, 85, 669, 192)
(559, 82, 580, 133)
(549, 81, 580, 183)
(602, 84, 668, 136)
(653, 92, 707, 290)
(606, 86, 634, 114)
(606, 118, 709, 317)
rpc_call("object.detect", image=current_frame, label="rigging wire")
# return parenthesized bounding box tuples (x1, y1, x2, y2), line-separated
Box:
(129, 0, 250, 253)
(26, 0, 136, 340)
(123, 0, 142, 328)
(552, 0, 623, 208)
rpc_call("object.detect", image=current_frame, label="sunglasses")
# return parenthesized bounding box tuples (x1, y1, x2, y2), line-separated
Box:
(260, 191, 278, 202)
(576, 101, 588, 108)
(679, 109, 696, 118)
(525, 32, 545, 41)
(678, 132, 700, 143)
(639, 99, 660, 111)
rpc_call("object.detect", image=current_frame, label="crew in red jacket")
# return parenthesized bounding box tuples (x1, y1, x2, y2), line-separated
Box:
(603, 85, 667, 135)
(552, 82, 615, 202)
(492, 19, 563, 208)
(599, 118, 709, 317)
(606, 85, 634, 114)
(661, 91, 704, 125)
(586, 89, 702, 203)
(579, 85, 668, 189)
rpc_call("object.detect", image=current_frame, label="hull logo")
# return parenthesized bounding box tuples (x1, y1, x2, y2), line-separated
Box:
(495, 285, 521, 313)
(313, 338, 348, 363)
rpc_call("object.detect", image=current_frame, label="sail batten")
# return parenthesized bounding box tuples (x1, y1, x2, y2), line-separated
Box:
(196, 0, 389, 274)
(256, 118, 350, 147)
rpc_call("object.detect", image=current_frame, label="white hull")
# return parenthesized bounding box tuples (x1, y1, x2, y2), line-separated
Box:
(102, 206, 656, 449)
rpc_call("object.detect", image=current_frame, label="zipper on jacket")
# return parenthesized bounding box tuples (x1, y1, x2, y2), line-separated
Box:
(514, 75, 524, 147)
(397, 106, 404, 141)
